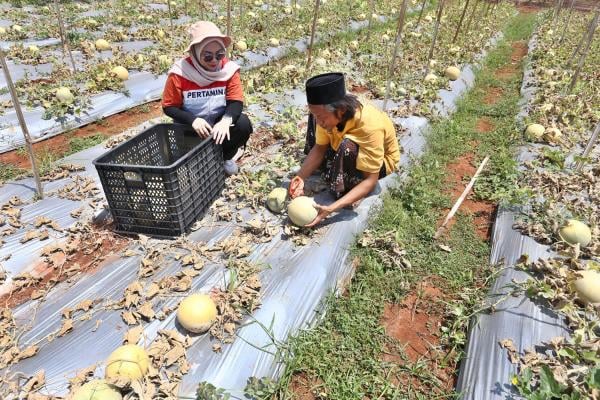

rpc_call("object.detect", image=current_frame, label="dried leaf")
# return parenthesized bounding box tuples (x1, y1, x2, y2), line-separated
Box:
(124, 325, 144, 344)
(121, 311, 138, 325)
(58, 319, 74, 337)
(138, 302, 155, 321)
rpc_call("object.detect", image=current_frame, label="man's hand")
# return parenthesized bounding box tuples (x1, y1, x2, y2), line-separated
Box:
(288, 176, 304, 199)
(192, 117, 212, 138)
(305, 203, 333, 228)
(212, 117, 232, 145)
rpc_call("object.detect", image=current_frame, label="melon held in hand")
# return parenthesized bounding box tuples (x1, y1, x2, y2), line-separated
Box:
(288, 196, 317, 226)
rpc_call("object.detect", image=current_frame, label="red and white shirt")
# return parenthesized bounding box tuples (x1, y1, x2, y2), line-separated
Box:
(162, 57, 244, 125)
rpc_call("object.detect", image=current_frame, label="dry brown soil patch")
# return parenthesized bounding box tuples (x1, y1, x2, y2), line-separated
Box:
(439, 153, 496, 240)
(288, 373, 324, 400)
(494, 41, 528, 80)
(0, 101, 163, 169)
(475, 117, 495, 133)
(484, 86, 504, 104)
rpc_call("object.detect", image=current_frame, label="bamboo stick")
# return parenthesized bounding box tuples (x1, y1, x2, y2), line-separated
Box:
(53, 0, 77, 72)
(464, 0, 480, 34)
(566, 9, 598, 93)
(306, 0, 322, 68)
(575, 122, 600, 172)
(0, 49, 43, 198)
(383, 0, 409, 111)
(366, 0, 375, 41)
(425, 0, 445, 76)
(433, 156, 490, 240)
(452, 0, 471, 43)
(167, 0, 174, 30)
(226, 0, 232, 37)
(559, 0, 576, 44)
(415, 0, 428, 28)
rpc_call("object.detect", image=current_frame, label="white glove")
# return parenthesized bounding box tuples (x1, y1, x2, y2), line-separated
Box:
(192, 117, 212, 138)
(212, 116, 232, 145)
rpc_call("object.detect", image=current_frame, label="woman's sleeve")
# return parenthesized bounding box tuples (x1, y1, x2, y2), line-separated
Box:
(226, 70, 244, 101)
(223, 100, 243, 123)
(163, 106, 197, 125)
(161, 74, 183, 108)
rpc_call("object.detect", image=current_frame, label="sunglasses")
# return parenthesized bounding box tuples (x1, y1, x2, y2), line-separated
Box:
(203, 51, 226, 62)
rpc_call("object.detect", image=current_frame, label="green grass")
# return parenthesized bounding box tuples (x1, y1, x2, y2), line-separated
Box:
(67, 133, 107, 155)
(269, 12, 537, 400)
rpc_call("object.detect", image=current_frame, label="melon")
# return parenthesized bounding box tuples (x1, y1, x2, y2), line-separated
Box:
(95, 39, 111, 51)
(321, 49, 331, 58)
(269, 38, 280, 46)
(559, 220, 592, 247)
(287, 196, 317, 226)
(382, 34, 390, 41)
(449, 45, 461, 54)
(445, 66, 461, 81)
(266, 187, 287, 213)
(424, 15, 433, 22)
(55, 87, 74, 104)
(247, 11, 257, 18)
(573, 270, 600, 305)
(544, 127, 562, 142)
(111, 66, 129, 81)
(235, 40, 248, 51)
(429, 59, 438, 68)
(158, 55, 171, 67)
(105, 345, 149, 380)
(524, 123, 545, 140)
(349, 40, 359, 50)
(315, 57, 327, 66)
(72, 380, 122, 400)
(157, 29, 165, 39)
(358, 13, 366, 20)
(176, 293, 217, 333)
(28, 45, 39, 53)
(317, 18, 325, 24)
(424, 73, 438, 83)
(11, 24, 22, 32)
(0, 27, 6, 35)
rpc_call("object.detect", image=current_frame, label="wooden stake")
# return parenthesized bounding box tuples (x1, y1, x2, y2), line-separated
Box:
(559, 0, 576, 44)
(383, 0, 409, 111)
(0, 49, 43, 198)
(226, 0, 232, 37)
(433, 156, 490, 240)
(452, 0, 471, 43)
(464, 0, 480, 34)
(54, 0, 77, 72)
(415, 0, 428, 29)
(306, 0, 321, 68)
(167, 0, 174, 30)
(183, 0, 188, 16)
(425, 0, 445, 76)
(567, 9, 598, 93)
(575, 122, 600, 172)
(366, 0, 375, 41)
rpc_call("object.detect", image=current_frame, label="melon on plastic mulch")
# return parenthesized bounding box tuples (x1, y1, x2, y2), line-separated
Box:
(573, 270, 600, 305)
(111, 66, 129, 81)
(105, 344, 150, 380)
(559, 219, 592, 247)
(95, 39, 111, 51)
(524, 123, 545, 140)
(176, 293, 217, 333)
(72, 380, 122, 400)
(266, 187, 288, 213)
(288, 196, 317, 227)
(55, 87, 74, 104)
(445, 66, 461, 81)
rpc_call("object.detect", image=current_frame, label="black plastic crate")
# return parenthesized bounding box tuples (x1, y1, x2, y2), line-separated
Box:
(93, 123, 225, 237)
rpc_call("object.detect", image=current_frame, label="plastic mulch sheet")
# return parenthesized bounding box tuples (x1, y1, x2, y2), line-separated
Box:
(1, 34, 499, 398)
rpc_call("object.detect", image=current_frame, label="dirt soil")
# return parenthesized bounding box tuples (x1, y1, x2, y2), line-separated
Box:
(0, 224, 130, 308)
(287, 373, 324, 400)
(484, 87, 504, 105)
(380, 279, 455, 392)
(439, 153, 496, 240)
(495, 41, 528, 80)
(475, 117, 495, 133)
(0, 101, 163, 169)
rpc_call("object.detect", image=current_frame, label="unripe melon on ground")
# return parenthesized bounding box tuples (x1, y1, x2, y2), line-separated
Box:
(288, 196, 317, 226)
(0, 27, 6, 35)
(176, 293, 217, 333)
(559, 219, 592, 247)
(544, 127, 562, 142)
(95, 39, 111, 51)
(11, 24, 22, 32)
(72, 380, 122, 400)
(269, 38, 280, 46)
(266, 187, 287, 213)
(157, 29, 165, 39)
(55, 87, 74, 104)
(111, 66, 129, 81)
(28, 45, 39, 53)
(315, 57, 327, 66)
(445, 66, 460, 81)
(424, 73, 438, 83)
(349, 40, 359, 50)
(105, 344, 149, 380)
(524, 123, 545, 140)
(424, 15, 433, 22)
(573, 270, 600, 305)
(382, 34, 390, 41)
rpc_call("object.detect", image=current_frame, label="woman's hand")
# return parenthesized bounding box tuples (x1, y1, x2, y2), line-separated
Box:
(192, 117, 212, 138)
(305, 203, 333, 228)
(288, 176, 304, 199)
(212, 117, 232, 145)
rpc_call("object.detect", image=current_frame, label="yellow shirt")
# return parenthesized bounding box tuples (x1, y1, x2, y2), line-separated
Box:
(315, 103, 401, 174)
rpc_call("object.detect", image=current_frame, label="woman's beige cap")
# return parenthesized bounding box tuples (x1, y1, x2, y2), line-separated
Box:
(185, 21, 232, 52)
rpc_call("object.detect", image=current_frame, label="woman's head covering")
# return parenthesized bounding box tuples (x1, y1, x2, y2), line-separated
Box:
(185, 21, 231, 53)
(305, 72, 346, 105)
